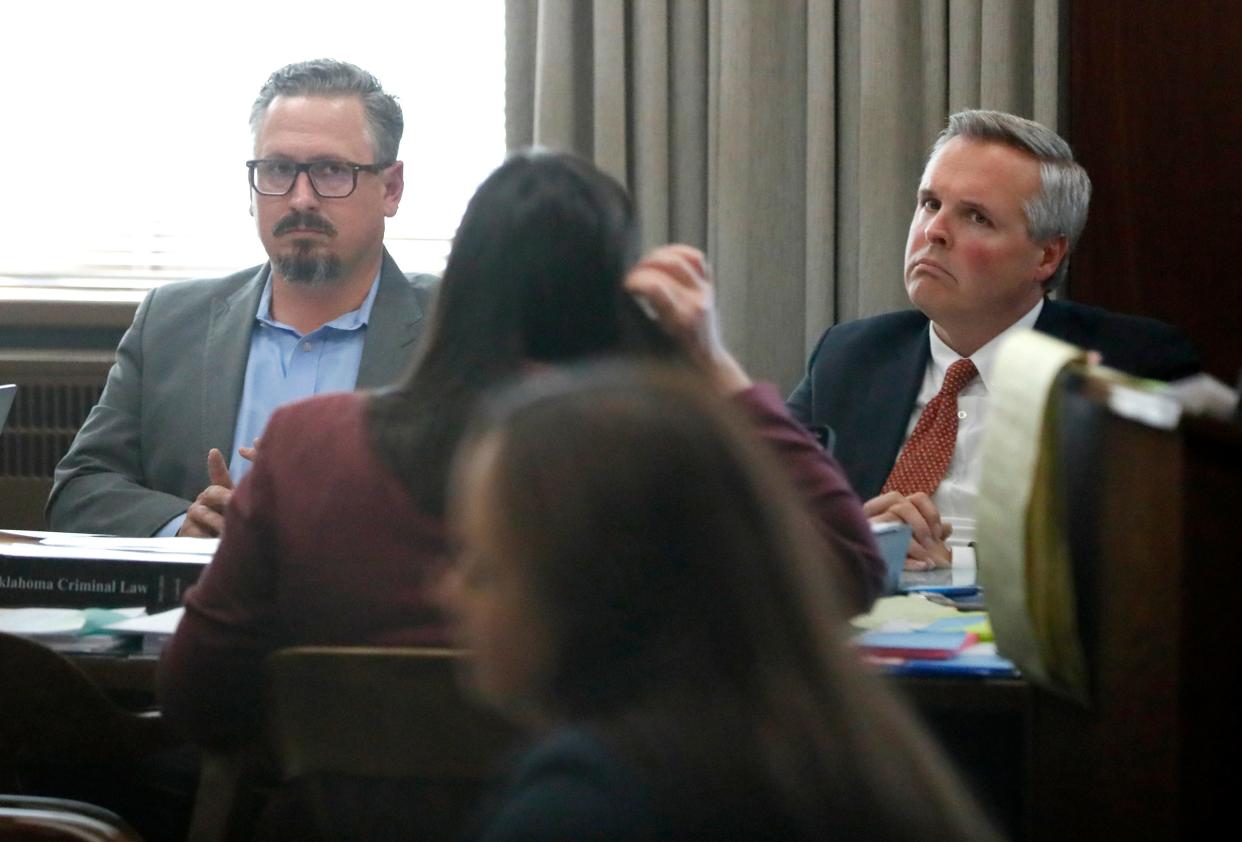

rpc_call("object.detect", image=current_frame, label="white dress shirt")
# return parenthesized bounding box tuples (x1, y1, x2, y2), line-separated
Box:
(900, 299, 1044, 544)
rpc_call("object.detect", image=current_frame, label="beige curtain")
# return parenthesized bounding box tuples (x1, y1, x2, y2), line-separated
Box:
(506, 0, 1061, 392)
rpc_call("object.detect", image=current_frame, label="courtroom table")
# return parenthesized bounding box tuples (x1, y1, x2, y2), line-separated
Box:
(67, 647, 1033, 838)
(74, 649, 1032, 715)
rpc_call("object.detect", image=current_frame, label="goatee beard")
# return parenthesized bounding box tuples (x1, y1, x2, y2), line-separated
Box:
(274, 251, 343, 285)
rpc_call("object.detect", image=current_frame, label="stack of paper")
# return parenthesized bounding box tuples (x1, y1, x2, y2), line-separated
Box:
(850, 595, 1017, 678)
(105, 607, 185, 655)
(0, 606, 146, 654)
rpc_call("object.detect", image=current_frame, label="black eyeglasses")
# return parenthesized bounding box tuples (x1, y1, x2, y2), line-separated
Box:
(246, 159, 393, 199)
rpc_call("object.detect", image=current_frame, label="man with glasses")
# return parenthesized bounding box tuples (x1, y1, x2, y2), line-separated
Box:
(48, 59, 436, 537)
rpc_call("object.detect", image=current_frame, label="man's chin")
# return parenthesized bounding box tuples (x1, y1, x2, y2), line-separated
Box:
(273, 252, 343, 285)
(905, 274, 933, 301)
(905, 278, 954, 316)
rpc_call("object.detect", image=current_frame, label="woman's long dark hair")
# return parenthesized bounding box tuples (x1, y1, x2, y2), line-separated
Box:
(369, 151, 679, 515)
(454, 363, 1000, 842)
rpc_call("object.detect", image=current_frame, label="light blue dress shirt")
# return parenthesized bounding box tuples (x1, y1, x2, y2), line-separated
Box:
(157, 269, 381, 536)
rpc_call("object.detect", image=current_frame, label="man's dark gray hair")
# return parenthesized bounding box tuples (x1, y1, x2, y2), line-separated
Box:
(250, 59, 403, 165)
(930, 109, 1091, 291)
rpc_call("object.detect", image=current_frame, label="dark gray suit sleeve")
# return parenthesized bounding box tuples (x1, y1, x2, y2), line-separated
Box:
(1132, 324, 1201, 381)
(787, 328, 831, 428)
(786, 374, 813, 427)
(46, 288, 193, 536)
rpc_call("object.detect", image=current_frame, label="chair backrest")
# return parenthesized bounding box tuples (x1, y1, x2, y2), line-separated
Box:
(0, 794, 143, 841)
(265, 646, 517, 782)
(1022, 374, 1241, 839)
(0, 632, 174, 788)
(258, 646, 520, 842)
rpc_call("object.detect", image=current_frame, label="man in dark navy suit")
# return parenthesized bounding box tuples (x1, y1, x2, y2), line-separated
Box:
(788, 110, 1198, 570)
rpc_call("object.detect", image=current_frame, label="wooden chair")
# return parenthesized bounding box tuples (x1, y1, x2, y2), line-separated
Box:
(1020, 376, 1240, 839)
(260, 646, 519, 842)
(0, 794, 143, 841)
(184, 747, 273, 842)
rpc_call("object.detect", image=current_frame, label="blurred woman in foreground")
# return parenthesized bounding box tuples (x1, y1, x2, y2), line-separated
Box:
(449, 363, 999, 842)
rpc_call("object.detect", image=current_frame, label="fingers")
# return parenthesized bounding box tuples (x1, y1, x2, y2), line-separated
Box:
(903, 538, 953, 571)
(624, 245, 711, 328)
(903, 492, 946, 541)
(207, 448, 233, 489)
(623, 244, 750, 392)
(178, 505, 225, 538)
(865, 491, 948, 547)
(238, 437, 261, 462)
(904, 537, 934, 570)
(178, 485, 232, 538)
(630, 244, 709, 285)
(863, 491, 905, 518)
(624, 270, 700, 330)
(904, 555, 933, 572)
(869, 491, 954, 571)
(178, 450, 236, 538)
(664, 243, 707, 273)
(624, 270, 682, 328)
(884, 499, 935, 547)
(625, 244, 721, 355)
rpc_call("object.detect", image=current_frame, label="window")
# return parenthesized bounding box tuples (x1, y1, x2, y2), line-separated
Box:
(0, 0, 505, 292)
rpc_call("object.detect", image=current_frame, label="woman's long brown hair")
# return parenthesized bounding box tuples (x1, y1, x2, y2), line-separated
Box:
(455, 362, 1001, 842)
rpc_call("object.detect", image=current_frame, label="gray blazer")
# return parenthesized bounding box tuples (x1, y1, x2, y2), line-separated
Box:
(47, 251, 437, 536)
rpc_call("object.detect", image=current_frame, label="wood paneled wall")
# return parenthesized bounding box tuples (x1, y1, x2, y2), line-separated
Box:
(1067, 0, 1242, 381)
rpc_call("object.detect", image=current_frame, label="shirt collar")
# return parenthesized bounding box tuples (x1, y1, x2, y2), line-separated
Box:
(255, 266, 383, 334)
(928, 298, 1044, 390)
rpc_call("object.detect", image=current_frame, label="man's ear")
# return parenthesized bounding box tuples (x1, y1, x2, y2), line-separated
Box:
(383, 161, 404, 217)
(1033, 235, 1069, 284)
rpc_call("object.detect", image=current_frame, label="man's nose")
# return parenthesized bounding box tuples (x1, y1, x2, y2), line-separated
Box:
(287, 170, 320, 210)
(924, 209, 951, 248)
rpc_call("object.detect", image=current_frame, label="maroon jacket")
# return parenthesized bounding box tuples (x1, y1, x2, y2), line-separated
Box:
(159, 387, 884, 747)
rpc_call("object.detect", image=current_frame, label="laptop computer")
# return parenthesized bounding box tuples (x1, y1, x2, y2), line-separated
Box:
(0, 384, 16, 433)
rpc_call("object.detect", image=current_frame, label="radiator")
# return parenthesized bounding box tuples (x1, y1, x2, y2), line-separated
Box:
(0, 351, 114, 528)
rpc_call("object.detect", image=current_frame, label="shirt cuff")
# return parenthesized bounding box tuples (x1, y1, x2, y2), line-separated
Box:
(155, 512, 188, 537)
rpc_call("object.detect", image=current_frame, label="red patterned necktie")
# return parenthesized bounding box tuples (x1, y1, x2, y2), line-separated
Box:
(882, 358, 978, 496)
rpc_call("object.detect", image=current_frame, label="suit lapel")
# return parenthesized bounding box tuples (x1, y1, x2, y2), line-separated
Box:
(840, 322, 930, 499)
(357, 251, 427, 388)
(202, 266, 266, 464)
